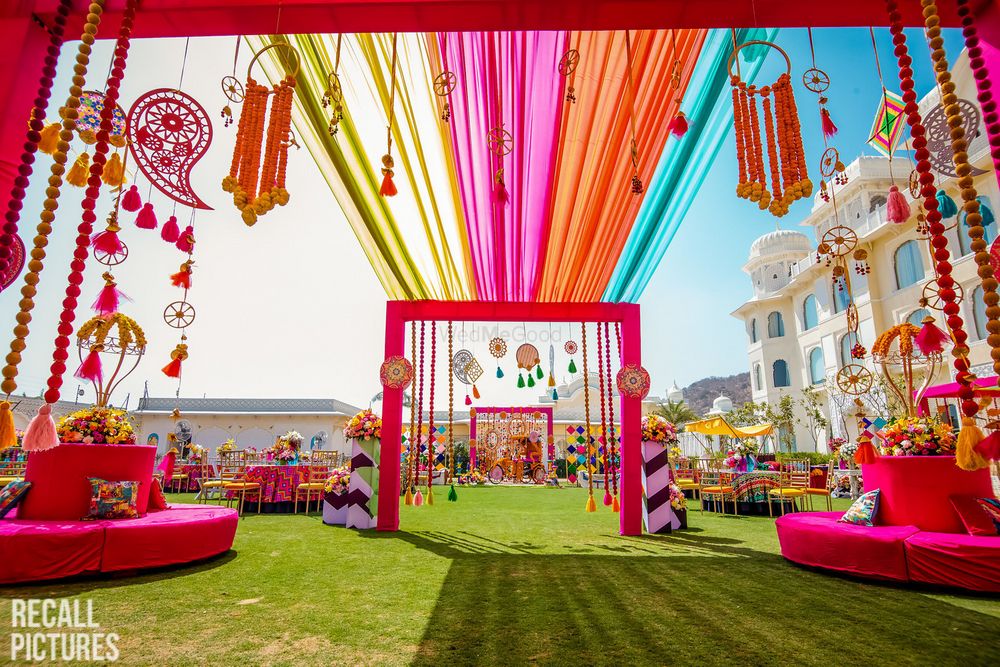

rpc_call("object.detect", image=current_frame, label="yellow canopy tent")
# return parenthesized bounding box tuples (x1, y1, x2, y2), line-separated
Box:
(684, 416, 774, 438)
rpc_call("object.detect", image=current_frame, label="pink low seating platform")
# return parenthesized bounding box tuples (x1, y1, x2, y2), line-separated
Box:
(775, 456, 1000, 593)
(0, 444, 238, 585)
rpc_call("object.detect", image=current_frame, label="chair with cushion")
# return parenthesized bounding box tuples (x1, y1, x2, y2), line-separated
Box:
(768, 461, 809, 516)
(215, 456, 260, 517)
(805, 463, 834, 511)
(196, 460, 226, 504)
(699, 469, 735, 514)
(294, 452, 337, 514)
(167, 464, 189, 493)
(673, 458, 699, 498)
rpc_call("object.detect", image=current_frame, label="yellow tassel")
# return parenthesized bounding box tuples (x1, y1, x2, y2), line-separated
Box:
(585, 493, 597, 512)
(404, 486, 413, 505)
(101, 152, 125, 187)
(66, 153, 90, 187)
(427, 488, 434, 505)
(0, 400, 16, 449)
(38, 122, 61, 155)
(612, 495, 620, 513)
(956, 416, 989, 470)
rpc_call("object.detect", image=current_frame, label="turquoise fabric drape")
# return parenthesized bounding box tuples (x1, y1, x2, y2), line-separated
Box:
(603, 28, 778, 303)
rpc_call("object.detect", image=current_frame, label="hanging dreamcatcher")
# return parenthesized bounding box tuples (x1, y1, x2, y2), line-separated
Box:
(322, 35, 345, 135)
(434, 33, 457, 122)
(729, 39, 811, 217)
(453, 348, 475, 404)
(565, 339, 578, 374)
(666, 30, 688, 137)
(624, 31, 643, 195)
(558, 44, 580, 104)
(222, 41, 298, 224)
(515, 343, 540, 389)
(488, 125, 513, 203)
(803, 29, 837, 142)
(489, 335, 507, 378)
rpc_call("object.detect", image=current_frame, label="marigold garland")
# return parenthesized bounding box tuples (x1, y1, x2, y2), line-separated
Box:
(76, 312, 146, 349)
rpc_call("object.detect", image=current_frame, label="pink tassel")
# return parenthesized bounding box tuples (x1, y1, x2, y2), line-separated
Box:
(121, 185, 142, 212)
(161, 215, 180, 243)
(22, 404, 58, 452)
(75, 347, 103, 383)
(176, 226, 194, 253)
(494, 182, 508, 204)
(91, 281, 129, 316)
(887, 185, 910, 224)
(915, 315, 950, 355)
(820, 108, 838, 139)
(667, 111, 688, 137)
(603, 490, 612, 506)
(135, 202, 157, 229)
(414, 490, 424, 506)
(464, 394, 472, 406)
(91, 229, 123, 255)
(974, 431, 1000, 460)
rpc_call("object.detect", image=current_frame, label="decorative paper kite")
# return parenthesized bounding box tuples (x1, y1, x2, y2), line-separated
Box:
(867, 88, 906, 157)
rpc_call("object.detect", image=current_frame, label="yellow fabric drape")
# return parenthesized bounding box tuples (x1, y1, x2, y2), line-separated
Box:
(685, 417, 775, 438)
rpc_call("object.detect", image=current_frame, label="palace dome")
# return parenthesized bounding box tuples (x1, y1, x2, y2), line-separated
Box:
(748, 228, 811, 263)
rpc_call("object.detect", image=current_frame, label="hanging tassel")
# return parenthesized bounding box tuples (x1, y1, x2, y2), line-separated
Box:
(915, 315, 949, 355)
(548, 373, 556, 388)
(820, 108, 838, 139)
(568, 359, 577, 374)
(527, 374, 536, 388)
(66, 153, 90, 187)
(135, 202, 157, 229)
(414, 489, 424, 506)
(176, 226, 195, 253)
(404, 486, 413, 505)
(974, 431, 1000, 460)
(886, 185, 910, 223)
(380, 154, 397, 197)
(585, 493, 597, 512)
(854, 439, 878, 465)
(536, 365, 544, 380)
(38, 122, 61, 155)
(493, 169, 508, 204)
(551, 389, 558, 400)
(22, 404, 58, 452)
(603, 490, 612, 506)
(936, 189, 958, 218)
(170, 260, 193, 289)
(74, 345, 104, 383)
(448, 484, 458, 502)
(162, 356, 183, 378)
(496, 366, 504, 379)
(91, 227, 123, 255)
(517, 373, 525, 388)
(956, 416, 988, 470)
(667, 111, 688, 137)
(121, 185, 142, 212)
(612, 495, 620, 512)
(161, 215, 180, 243)
(472, 384, 480, 399)
(0, 401, 16, 449)
(464, 394, 472, 406)
(101, 152, 125, 187)
(427, 488, 434, 505)
(91, 273, 129, 316)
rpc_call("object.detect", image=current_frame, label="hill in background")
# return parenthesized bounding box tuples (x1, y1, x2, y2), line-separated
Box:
(679, 372, 751, 416)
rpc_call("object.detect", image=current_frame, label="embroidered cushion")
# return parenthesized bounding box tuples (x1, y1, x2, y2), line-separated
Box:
(976, 497, 1000, 533)
(148, 476, 170, 511)
(0, 480, 31, 519)
(950, 495, 999, 536)
(84, 478, 140, 520)
(838, 489, 880, 526)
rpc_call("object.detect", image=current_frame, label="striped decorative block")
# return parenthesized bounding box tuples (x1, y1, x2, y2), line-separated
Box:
(641, 441, 677, 534)
(347, 438, 380, 529)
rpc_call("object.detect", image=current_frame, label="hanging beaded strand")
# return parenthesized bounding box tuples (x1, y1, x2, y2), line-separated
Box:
(605, 322, 619, 509)
(624, 30, 643, 195)
(404, 320, 417, 504)
(955, 0, 1000, 176)
(415, 321, 425, 505)
(447, 320, 455, 484)
(595, 319, 610, 503)
(378, 34, 398, 197)
(426, 320, 437, 503)
(582, 322, 596, 512)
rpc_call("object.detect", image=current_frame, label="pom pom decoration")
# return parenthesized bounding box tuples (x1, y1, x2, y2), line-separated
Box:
(135, 202, 157, 229)
(0, 401, 15, 450)
(160, 215, 179, 243)
(21, 404, 58, 452)
(91, 272, 130, 316)
(121, 185, 142, 212)
(101, 152, 125, 187)
(38, 122, 61, 155)
(170, 260, 193, 289)
(74, 345, 104, 384)
(667, 111, 688, 137)
(915, 315, 950, 356)
(175, 226, 195, 253)
(66, 153, 91, 187)
(936, 189, 958, 219)
(820, 108, 838, 139)
(886, 185, 910, 224)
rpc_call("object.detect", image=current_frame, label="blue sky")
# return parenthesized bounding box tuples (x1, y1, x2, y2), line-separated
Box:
(0, 27, 967, 408)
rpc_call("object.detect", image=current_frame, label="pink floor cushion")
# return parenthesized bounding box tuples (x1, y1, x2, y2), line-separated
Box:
(0, 519, 105, 585)
(99, 504, 238, 573)
(904, 531, 1000, 593)
(776, 512, 920, 582)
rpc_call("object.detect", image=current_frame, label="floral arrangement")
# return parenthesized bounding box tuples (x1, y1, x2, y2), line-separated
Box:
(344, 409, 382, 440)
(56, 406, 136, 445)
(218, 438, 236, 453)
(838, 442, 858, 460)
(641, 414, 678, 445)
(324, 468, 351, 496)
(723, 440, 757, 469)
(878, 416, 955, 457)
(828, 436, 847, 452)
(457, 469, 486, 486)
(187, 444, 205, 463)
(271, 430, 303, 462)
(668, 482, 687, 511)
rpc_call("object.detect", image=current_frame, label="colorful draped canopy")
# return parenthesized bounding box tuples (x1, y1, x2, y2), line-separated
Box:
(254, 28, 776, 302)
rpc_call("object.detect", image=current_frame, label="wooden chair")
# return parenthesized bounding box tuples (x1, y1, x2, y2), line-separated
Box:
(699, 469, 735, 514)
(215, 453, 260, 517)
(673, 459, 699, 493)
(0, 458, 27, 486)
(294, 451, 338, 514)
(768, 460, 810, 516)
(196, 460, 225, 504)
(168, 464, 190, 493)
(804, 463, 834, 511)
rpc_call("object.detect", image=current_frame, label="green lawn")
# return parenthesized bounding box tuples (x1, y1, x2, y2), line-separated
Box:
(2, 487, 998, 666)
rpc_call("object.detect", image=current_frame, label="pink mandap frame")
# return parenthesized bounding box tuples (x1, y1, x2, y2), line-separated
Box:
(379, 300, 643, 535)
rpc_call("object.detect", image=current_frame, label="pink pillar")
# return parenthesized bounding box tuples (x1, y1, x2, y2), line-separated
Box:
(376, 301, 405, 531)
(971, 0, 1000, 189)
(619, 304, 642, 536)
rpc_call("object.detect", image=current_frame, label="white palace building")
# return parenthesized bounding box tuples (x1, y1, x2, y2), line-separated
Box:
(732, 52, 998, 451)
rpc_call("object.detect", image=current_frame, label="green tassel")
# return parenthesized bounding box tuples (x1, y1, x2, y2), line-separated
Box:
(568, 359, 577, 374)
(448, 484, 458, 502)
(527, 374, 536, 388)
(536, 365, 544, 379)
(936, 189, 958, 218)
(517, 373, 525, 388)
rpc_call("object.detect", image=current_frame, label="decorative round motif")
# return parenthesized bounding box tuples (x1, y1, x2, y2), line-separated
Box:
(819, 146, 840, 178)
(489, 337, 507, 358)
(325, 72, 343, 104)
(564, 340, 578, 355)
(453, 349, 474, 384)
(924, 100, 987, 179)
(163, 301, 196, 329)
(94, 241, 128, 267)
(845, 303, 859, 333)
(508, 416, 526, 437)
(908, 169, 921, 199)
(221, 76, 245, 104)
(433, 71, 457, 97)
(0, 233, 25, 290)
(616, 364, 651, 399)
(515, 344, 540, 370)
(802, 67, 830, 93)
(820, 226, 858, 258)
(487, 126, 513, 157)
(558, 49, 580, 76)
(921, 278, 964, 311)
(464, 358, 484, 383)
(76, 90, 128, 147)
(127, 88, 214, 210)
(836, 364, 874, 396)
(380, 355, 414, 389)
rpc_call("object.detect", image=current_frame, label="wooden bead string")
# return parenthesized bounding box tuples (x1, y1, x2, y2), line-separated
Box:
(921, 0, 1000, 382)
(605, 322, 619, 501)
(2, 1, 106, 398)
(406, 320, 417, 496)
(447, 320, 454, 483)
(0, 0, 71, 278)
(596, 318, 609, 491)
(44, 0, 137, 405)
(581, 322, 594, 507)
(956, 0, 1000, 177)
(426, 320, 437, 502)
(624, 31, 643, 195)
(885, 0, 978, 418)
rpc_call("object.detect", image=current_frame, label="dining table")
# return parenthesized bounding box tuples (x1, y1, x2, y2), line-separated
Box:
(233, 464, 322, 512)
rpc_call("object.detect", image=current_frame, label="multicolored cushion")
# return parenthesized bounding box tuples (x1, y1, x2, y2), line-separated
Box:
(0, 480, 31, 519)
(976, 497, 1000, 533)
(84, 478, 140, 520)
(950, 495, 999, 536)
(148, 477, 169, 511)
(838, 489, 880, 526)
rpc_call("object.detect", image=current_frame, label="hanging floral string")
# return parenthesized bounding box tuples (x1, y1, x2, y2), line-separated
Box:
(666, 30, 688, 137)
(413, 321, 425, 506)
(624, 31, 643, 195)
(426, 320, 437, 504)
(606, 322, 619, 511)
(379, 34, 398, 197)
(582, 322, 596, 512)
(955, 0, 1000, 177)
(596, 319, 611, 505)
(447, 320, 457, 502)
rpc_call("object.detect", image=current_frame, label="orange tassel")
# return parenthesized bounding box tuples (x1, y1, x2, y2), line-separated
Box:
(162, 357, 182, 378)
(854, 440, 878, 465)
(380, 171, 397, 197)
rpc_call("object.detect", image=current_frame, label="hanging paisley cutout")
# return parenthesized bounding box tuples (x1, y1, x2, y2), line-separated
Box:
(127, 88, 214, 210)
(0, 234, 25, 291)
